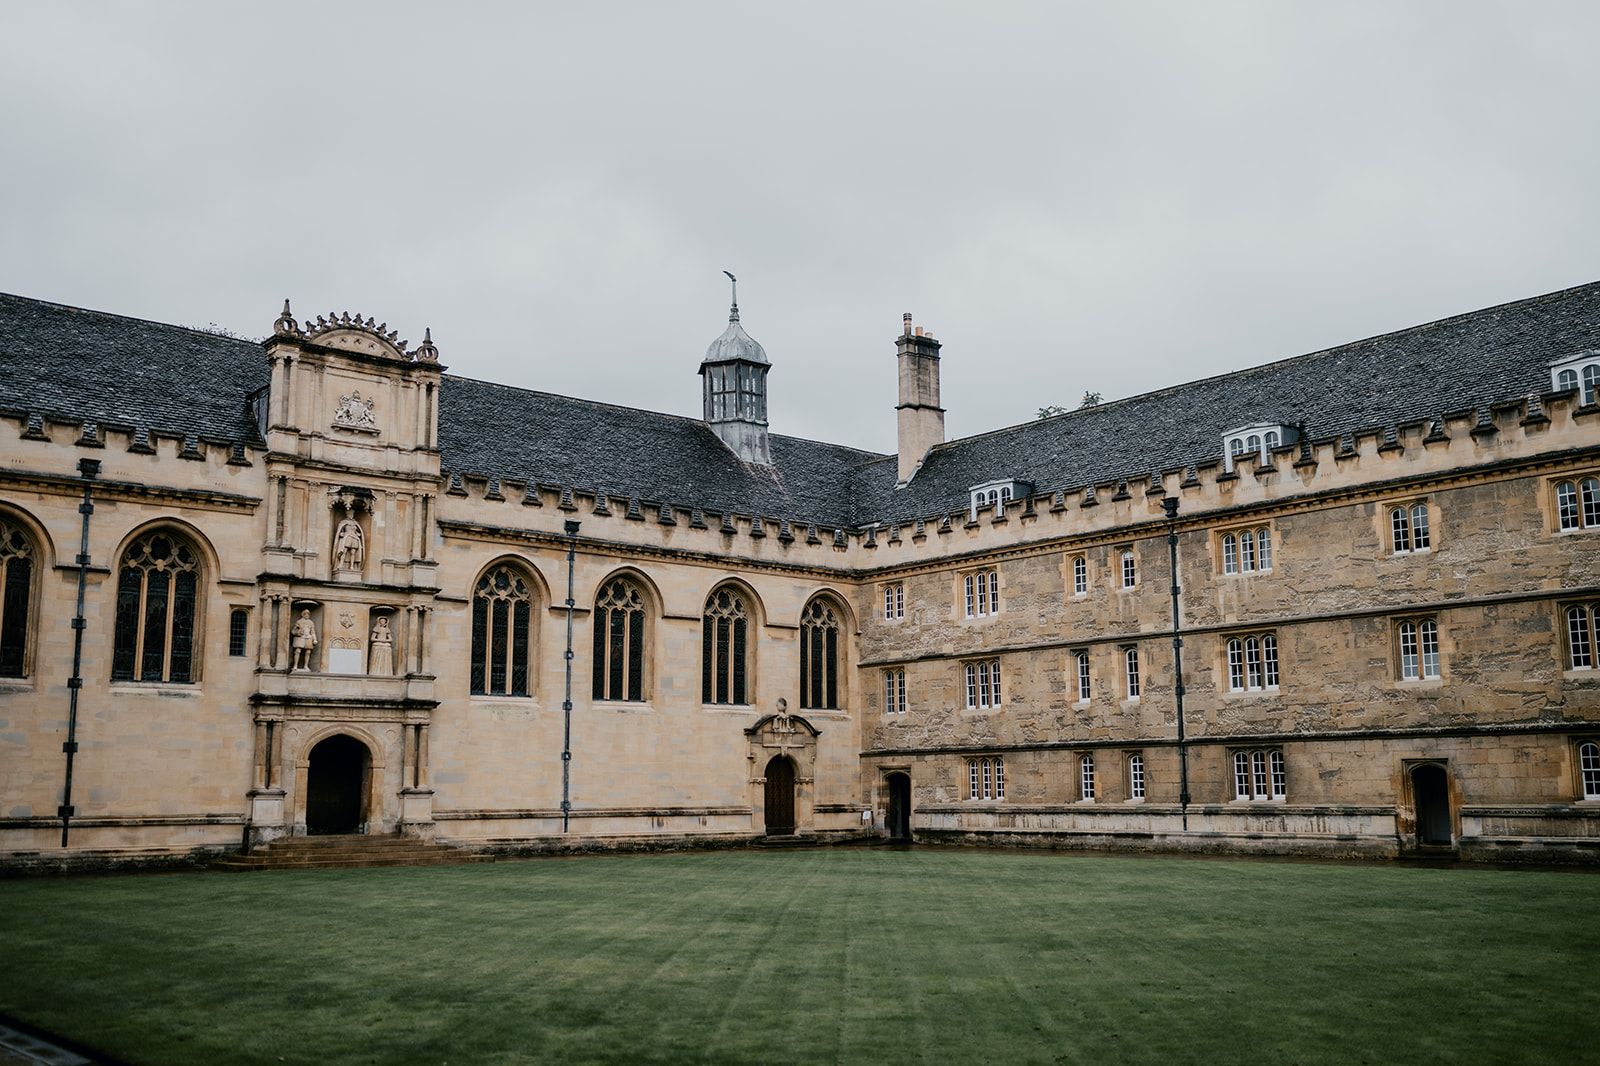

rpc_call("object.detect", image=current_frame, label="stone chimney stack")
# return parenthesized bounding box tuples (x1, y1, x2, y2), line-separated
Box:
(896, 313, 945, 485)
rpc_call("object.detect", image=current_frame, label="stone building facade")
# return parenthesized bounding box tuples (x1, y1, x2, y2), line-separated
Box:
(1, 282, 1598, 869)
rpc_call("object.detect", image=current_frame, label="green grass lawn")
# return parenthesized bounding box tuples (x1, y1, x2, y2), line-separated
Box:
(1, 848, 1597, 1065)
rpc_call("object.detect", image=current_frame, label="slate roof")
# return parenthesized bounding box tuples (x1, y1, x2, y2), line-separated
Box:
(3, 282, 1597, 529)
(858, 279, 1600, 524)
(437, 377, 878, 527)
(0, 292, 266, 445)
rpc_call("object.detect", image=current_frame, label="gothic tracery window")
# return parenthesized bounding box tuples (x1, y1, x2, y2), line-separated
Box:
(702, 587, 750, 705)
(112, 530, 200, 683)
(0, 517, 35, 677)
(472, 565, 532, 697)
(592, 577, 646, 702)
(800, 598, 841, 710)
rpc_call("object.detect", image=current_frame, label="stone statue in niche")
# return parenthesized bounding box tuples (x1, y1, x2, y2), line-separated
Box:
(333, 518, 365, 574)
(290, 610, 318, 671)
(369, 617, 394, 676)
(333, 389, 377, 432)
(772, 697, 794, 734)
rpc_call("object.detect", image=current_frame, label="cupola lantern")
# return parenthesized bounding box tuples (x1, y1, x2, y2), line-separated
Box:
(698, 272, 772, 465)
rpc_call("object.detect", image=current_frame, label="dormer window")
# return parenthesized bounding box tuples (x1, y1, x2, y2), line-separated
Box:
(969, 479, 1030, 520)
(1222, 424, 1297, 472)
(1552, 352, 1600, 406)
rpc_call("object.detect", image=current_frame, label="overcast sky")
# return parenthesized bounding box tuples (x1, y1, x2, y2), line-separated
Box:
(3, 2, 1597, 453)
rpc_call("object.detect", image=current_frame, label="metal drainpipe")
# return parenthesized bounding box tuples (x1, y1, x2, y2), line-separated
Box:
(60, 457, 100, 847)
(560, 519, 580, 833)
(1163, 496, 1192, 832)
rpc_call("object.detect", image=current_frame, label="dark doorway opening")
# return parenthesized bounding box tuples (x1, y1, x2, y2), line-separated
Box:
(1412, 763, 1452, 846)
(306, 734, 369, 835)
(764, 755, 796, 836)
(886, 772, 912, 841)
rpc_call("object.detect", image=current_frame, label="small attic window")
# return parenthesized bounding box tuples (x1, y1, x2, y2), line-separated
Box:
(1223, 424, 1297, 472)
(1552, 352, 1600, 406)
(970, 479, 1030, 520)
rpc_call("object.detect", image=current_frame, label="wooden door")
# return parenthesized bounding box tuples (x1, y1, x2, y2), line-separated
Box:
(764, 756, 795, 835)
(887, 772, 911, 841)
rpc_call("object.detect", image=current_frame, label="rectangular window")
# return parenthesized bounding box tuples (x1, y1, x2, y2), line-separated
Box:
(1400, 618, 1441, 680)
(1221, 527, 1272, 574)
(1568, 605, 1596, 669)
(1124, 646, 1140, 699)
(1072, 556, 1088, 596)
(1410, 504, 1431, 551)
(883, 583, 905, 620)
(1128, 753, 1146, 800)
(883, 668, 907, 714)
(1391, 506, 1411, 553)
(1392, 502, 1431, 554)
(1120, 550, 1137, 589)
(1075, 651, 1091, 702)
(968, 756, 1005, 800)
(1233, 748, 1286, 800)
(963, 659, 1002, 709)
(963, 570, 1000, 618)
(228, 607, 249, 657)
(1580, 742, 1600, 800)
(1223, 533, 1238, 574)
(1079, 754, 1096, 801)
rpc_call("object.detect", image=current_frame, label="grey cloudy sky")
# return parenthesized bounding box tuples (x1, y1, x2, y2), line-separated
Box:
(3, 2, 1597, 454)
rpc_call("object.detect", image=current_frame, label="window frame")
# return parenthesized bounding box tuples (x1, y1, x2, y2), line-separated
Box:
(111, 528, 204, 685)
(0, 513, 39, 679)
(1073, 649, 1092, 704)
(1579, 740, 1600, 800)
(883, 667, 907, 715)
(1565, 603, 1598, 671)
(799, 597, 843, 711)
(882, 582, 905, 621)
(1127, 752, 1146, 801)
(1123, 645, 1141, 701)
(1079, 752, 1096, 802)
(1554, 476, 1600, 532)
(702, 585, 754, 706)
(1224, 631, 1280, 693)
(228, 607, 250, 658)
(471, 563, 536, 698)
(963, 658, 1003, 710)
(1396, 616, 1442, 682)
(1119, 549, 1137, 590)
(592, 576, 650, 703)
(1219, 525, 1272, 575)
(967, 755, 1005, 801)
(1390, 500, 1433, 554)
(1232, 747, 1287, 801)
(1071, 555, 1088, 597)
(962, 568, 1001, 619)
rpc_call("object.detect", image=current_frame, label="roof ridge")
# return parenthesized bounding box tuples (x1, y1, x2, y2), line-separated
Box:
(917, 277, 1600, 458)
(0, 290, 261, 348)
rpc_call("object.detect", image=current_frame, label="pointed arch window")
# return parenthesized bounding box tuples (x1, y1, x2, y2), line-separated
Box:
(471, 565, 532, 696)
(800, 599, 841, 710)
(0, 517, 35, 678)
(112, 530, 200, 683)
(592, 578, 647, 702)
(703, 588, 751, 705)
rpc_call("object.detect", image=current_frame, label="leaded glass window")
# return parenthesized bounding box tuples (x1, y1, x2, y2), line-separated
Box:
(800, 599, 840, 710)
(0, 517, 34, 678)
(592, 578, 646, 702)
(112, 530, 200, 683)
(471, 565, 532, 696)
(702, 588, 750, 705)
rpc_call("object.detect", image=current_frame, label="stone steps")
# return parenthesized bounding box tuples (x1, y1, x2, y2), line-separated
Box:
(214, 834, 492, 871)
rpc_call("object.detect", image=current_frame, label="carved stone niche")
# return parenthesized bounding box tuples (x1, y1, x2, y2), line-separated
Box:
(330, 487, 374, 582)
(325, 605, 367, 676)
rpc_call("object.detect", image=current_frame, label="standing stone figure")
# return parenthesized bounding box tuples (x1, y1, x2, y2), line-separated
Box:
(369, 617, 394, 676)
(291, 609, 319, 671)
(333, 518, 365, 573)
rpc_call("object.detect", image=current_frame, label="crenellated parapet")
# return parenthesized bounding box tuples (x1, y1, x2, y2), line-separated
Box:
(431, 384, 1599, 579)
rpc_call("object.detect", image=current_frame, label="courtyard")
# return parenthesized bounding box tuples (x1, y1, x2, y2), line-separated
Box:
(0, 847, 1595, 1065)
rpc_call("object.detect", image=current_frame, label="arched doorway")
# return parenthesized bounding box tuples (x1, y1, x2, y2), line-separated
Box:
(764, 755, 796, 836)
(306, 734, 370, 835)
(1411, 763, 1452, 846)
(886, 772, 912, 842)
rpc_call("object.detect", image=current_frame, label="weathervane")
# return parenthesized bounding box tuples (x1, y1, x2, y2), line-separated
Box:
(723, 270, 739, 322)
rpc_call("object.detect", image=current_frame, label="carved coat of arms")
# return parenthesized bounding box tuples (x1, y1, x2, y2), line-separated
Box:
(333, 390, 377, 432)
